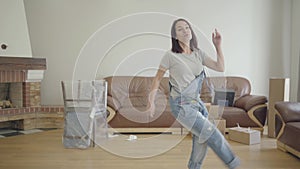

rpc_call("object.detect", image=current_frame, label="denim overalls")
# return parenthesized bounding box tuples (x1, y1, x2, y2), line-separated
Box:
(169, 71, 240, 169)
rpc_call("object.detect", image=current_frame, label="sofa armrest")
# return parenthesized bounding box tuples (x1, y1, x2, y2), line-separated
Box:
(106, 106, 116, 122)
(234, 95, 267, 111)
(274, 102, 300, 123)
(107, 95, 121, 111)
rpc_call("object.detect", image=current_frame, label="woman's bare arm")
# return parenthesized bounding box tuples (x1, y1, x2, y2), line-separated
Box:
(147, 66, 167, 116)
(203, 29, 225, 72)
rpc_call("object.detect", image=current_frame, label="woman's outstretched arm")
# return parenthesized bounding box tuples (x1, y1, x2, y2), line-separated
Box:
(147, 66, 167, 117)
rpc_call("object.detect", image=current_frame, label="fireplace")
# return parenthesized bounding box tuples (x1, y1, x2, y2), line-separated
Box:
(0, 56, 63, 130)
(0, 82, 22, 109)
(0, 57, 45, 108)
(0, 82, 41, 109)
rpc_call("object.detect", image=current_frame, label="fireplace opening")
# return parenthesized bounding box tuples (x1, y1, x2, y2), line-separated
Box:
(0, 83, 23, 109)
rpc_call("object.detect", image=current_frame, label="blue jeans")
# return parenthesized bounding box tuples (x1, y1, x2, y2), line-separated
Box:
(170, 97, 240, 169)
(169, 72, 240, 169)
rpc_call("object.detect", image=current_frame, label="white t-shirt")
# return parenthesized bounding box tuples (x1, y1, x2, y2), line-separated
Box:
(160, 49, 208, 96)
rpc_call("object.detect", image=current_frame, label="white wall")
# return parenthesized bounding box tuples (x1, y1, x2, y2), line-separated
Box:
(291, 0, 300, 101)
(0, 0, 32, 57)
(23, 0, 293, 105)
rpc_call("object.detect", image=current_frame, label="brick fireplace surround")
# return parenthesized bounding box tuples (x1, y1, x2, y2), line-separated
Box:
(0, 57, 64, 130)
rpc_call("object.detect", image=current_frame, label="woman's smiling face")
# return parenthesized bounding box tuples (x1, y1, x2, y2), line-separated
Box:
(175, 20, 192, 45)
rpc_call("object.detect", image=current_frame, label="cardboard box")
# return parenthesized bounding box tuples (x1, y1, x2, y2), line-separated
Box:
(214, 119, 226, 135)
(207, 105, 226, 135)
(228, 127, 261, 145)
(268, 78, 290, 137)
(208, 105, 224, 119)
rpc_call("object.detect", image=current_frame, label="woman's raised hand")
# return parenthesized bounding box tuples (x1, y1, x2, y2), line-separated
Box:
(212, 29, 222, 48)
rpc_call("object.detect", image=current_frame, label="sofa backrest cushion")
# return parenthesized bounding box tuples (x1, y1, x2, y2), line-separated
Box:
(104, 76, 169, 109)
(104, 76, 251, 108)
(200, 76, 251, 103)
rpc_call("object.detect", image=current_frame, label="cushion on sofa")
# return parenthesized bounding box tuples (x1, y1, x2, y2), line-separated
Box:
(105, 76, 169, 108)
(222, 107, 259, 127)
(234, 95, 267, 111)
(275, 102, 300, 123)
(200, 76, 251, 103)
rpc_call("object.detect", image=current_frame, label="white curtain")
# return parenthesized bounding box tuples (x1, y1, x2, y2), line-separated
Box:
(298, 51, 300, 102)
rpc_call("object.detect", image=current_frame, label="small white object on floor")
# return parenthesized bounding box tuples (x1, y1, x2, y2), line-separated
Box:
(126, 135, 137, 141)
(108, 133, 119, 138)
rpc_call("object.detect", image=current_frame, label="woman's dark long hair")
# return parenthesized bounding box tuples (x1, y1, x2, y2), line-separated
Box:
(171, 18, 198, 53)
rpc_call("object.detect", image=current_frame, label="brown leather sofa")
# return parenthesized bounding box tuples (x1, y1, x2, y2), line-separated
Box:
(104, 76, 183, 133)
(275, 102, 300, 158)
(104, 76, 268, 133)
(201, 76, 267, 131)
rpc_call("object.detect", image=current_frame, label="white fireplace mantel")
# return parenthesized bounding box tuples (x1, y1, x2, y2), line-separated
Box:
(26, 70, 45, 82)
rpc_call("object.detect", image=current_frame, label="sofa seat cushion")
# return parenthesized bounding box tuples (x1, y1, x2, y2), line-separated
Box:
(152, 106, 182, 127)
(108, 111, 149, 128)
(109, 105, 181, 128)
(116, 106, 150, 124)
(279, 122, 300, 152)
(149, 106, 181, 127)
(114, 103, 169, 121)
(221, 107, 259, 127)
(109, 106, 150, 128)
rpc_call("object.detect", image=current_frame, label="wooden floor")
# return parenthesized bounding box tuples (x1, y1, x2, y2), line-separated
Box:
(0, 129, 299, 169)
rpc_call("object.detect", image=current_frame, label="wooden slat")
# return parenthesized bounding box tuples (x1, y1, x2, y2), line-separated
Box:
(0, 56, 46, 70)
